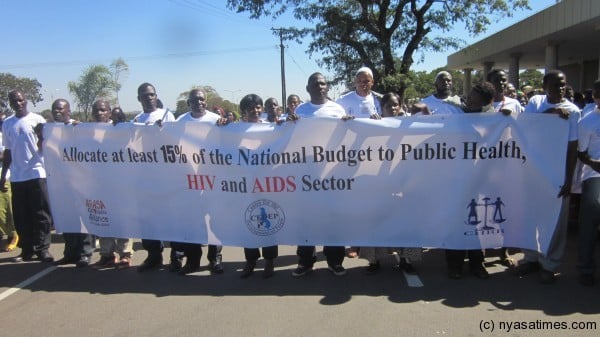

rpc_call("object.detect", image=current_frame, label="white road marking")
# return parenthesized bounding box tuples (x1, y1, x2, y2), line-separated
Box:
(0, 266, 57, 302)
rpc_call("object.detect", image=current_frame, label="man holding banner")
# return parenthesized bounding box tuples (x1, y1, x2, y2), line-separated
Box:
(513, 70, 581, 284)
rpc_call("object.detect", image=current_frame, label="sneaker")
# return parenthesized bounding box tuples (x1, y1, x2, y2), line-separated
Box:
(93, 255, 117, 269)
(240, 261, 256, 279)
(116, 255, 131, 269)
(37, 251, 54, 263)
(291, 264, 313, 278)
(327, 264, 347, 276)
(169, 258, 183, 273)
(12, 252, 34, 263)
(510, 261, 540, 276)
(137, 256, 163, 272)
(209, 259, 224, 274)
(76, 256, 90, 268)
(539, 269, 556, 284)
(364, 262, 380, 275)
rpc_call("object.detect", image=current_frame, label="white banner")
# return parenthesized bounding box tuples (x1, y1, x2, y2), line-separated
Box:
(44, 114, 568, 252)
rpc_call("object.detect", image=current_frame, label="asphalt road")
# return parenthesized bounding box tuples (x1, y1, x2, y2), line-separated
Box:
(1, 231, 599, 337)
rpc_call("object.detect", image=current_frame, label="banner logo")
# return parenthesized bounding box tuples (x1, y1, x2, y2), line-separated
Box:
(86, 198, 110, 226)
(464, 196, 506, 236)
(244, 199, 285, 236)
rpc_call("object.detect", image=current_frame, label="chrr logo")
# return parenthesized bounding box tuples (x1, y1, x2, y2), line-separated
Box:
(245, 199, 285, 236)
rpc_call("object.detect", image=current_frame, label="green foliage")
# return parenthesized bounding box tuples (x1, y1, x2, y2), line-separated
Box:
(68, 65, 114, 122)
(0, 73, 43, 111)
(227, 0, 530, 97)
(519, 69, 543, 90)
(110, 58, 129, 107)
(175, 85, 239, 117)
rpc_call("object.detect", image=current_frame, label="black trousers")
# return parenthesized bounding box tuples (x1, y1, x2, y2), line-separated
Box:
(63, 233, 94, 259)
(297, 246, 345, 267)
(141, 239, 163, 260)
(11, 179, 52, 255)
(445, 249, 485, 270)
(244, 245, 278, 262)
(170, 242, 222, 267)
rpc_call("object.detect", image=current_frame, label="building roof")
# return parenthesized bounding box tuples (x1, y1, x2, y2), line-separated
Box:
(447, 0, 600, 70)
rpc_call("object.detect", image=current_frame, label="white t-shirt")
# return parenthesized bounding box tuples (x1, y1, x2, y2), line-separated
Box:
(176, 110, 221, 124)
(336, 91, 381, 117)
(578, 108, 600, 181)
(420, 95, 464, 115)
(133, 108, 175, 125)
(581, 103, 597, 118)
(295, 101, 346, 119)
(524, 95, 581, 141)
(492, 96, 524, 115)
(1, 112, 46, 182)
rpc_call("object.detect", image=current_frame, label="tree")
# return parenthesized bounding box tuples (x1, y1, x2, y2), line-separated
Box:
(110, 58, 129, 107)
(175, 86, 239, 117)
(68, 65, 114, 121)
(519, 69, 543, 90)
(227, 0, 530, 99)
(0, 73, 43, 111)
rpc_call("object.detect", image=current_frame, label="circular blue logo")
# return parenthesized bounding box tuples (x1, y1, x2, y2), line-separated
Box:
(245, 199, 285, 236)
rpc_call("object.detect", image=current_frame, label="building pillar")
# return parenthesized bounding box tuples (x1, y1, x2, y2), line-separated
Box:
(545, 42, 559, 71)
(482, 62, 494, 82)
(509, 53, 521, 88)
(463, 68, 472, 97)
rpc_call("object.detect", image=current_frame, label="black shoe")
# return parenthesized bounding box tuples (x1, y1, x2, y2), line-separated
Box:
(578, 274, 594, 287)
(54, 256, 78, 266)
(510, 261, 540, 276)
(470, 265, 490, 279)
(291, 264, 313, 278)
(539, 269, 556, 284)
(327, 264, 347, 276)
(448, 267, 463, 279)
(12, 253, 34, 263)
(399, 259, 417, 274)
(37, 251, 54, 263)
(137, 257, 163, 272)
(263, 259, 275, 279)
(76, 256, 90, 268)
(240, 261, 256, 279)
(169, 259, 183, 273)
(209, 259, 224, 274)
(364, 262, 380, 275)
(179, 264, 200, 275)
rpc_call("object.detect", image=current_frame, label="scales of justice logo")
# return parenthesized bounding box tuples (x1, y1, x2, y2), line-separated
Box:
(465, 196, 506, 231)
(245, 199, 285, 236)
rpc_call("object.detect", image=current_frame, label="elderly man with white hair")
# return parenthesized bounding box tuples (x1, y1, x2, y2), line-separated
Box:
(419, 71, 464, 115)
(336, 66, 382, 119)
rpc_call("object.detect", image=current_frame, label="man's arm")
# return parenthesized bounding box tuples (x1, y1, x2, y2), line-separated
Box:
(558, 140, 578, 198)
(0, 149, 12, 192)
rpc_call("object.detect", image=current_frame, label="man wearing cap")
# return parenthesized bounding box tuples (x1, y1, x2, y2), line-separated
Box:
(336, 67, 382, 119)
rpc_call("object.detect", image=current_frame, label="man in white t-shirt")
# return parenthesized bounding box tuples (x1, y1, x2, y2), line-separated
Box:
(133, 83, 176, 272)
(291, 72, 352, 278)
(0, 90, 53, 263)
(576, 79, 600, 286)
(487, 69, 524, 117)
(50, 99, 94, 267)
(336, 67, 381, 119)
(513, 70, 581, 284)
(419, 71, 464, 115)
(173, 89, 227, 275)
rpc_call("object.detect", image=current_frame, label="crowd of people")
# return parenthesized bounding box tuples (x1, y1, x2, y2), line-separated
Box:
(1, 66, 599, 287)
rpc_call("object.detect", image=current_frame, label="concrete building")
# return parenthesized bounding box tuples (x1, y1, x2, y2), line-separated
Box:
(447, 0, 600, 96)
